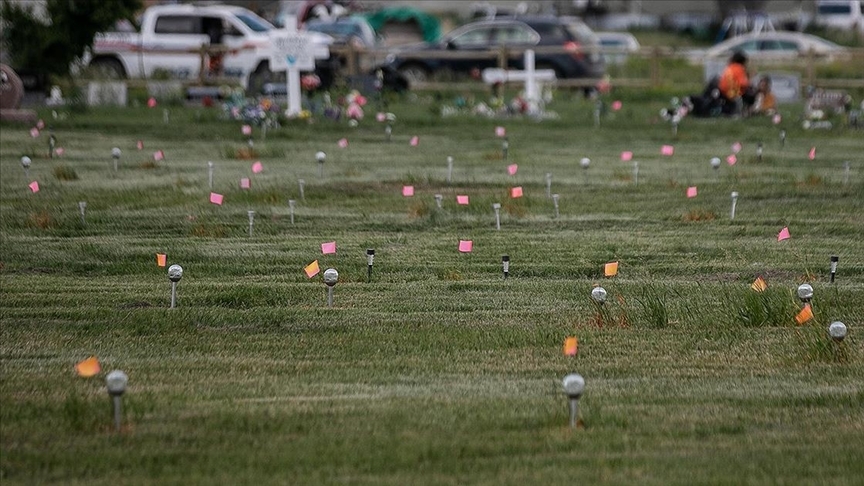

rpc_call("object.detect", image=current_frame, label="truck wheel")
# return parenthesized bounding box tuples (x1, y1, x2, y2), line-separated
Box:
(88, 58, 126, 79)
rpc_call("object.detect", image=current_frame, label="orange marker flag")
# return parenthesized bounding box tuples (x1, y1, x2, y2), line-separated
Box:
(751, 276, 767, 292)
(304, 260, 320, 278)
(156, 254, 167, 267)
(604, 261, 619, 277)
(75, 356, 101, 378)
(563, 337, 578, 356)
(795, 304, 813, 325)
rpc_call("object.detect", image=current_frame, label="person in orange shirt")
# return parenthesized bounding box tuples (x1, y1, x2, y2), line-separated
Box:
(718, 51, 755, 115)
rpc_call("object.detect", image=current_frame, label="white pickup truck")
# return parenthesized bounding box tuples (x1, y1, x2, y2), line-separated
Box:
(87, 4, 334, 92)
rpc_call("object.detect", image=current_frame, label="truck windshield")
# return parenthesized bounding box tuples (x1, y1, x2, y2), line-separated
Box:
(236, 13, 272, 32)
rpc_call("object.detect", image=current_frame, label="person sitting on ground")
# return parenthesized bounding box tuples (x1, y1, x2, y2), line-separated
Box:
(718, 51, 755, 115)
(751, 76, 777, 116)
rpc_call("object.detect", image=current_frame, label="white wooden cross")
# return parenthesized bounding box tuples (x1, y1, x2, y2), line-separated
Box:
(269, 17, 330, 116)
(482, 50, 555, 115)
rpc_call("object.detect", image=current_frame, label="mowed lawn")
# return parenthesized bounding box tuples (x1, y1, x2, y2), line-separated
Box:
(1, 90, 863, 485)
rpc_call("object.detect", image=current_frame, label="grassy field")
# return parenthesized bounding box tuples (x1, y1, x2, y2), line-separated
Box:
(1, 88, 863, 485)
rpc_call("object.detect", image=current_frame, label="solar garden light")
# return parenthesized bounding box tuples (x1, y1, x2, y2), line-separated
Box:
(730, 192, 739, 220)
(545, 173, 552, 198)
(247, 210, 255, 237)
(48, 131, 56, 158)
(502, 255, 510, 279)
(315, 151, 326, 177)
(288, 199, 296, 225)
(434, 194, 443, 209)
(594, 100, 602, 127)
(843, 161, 850, 186)
(20, 156, 31, 178)
(207, 161, 214, 189)
(323, 268, 338, 307)
(366, 249, 375, 282)
(580, 157, 590, 170)
(385, 123, 392, 142)
(830, 256, 839, 283)
(298, 179, 305, 200)
(446, 156, 453, 184)
(552, 194, 560, 219)
(710, 157, 721, 171)
(105, 370, 128, 432)
(671, 115, 680, 136)
(168, 264, 183, 309)
(163, 108, 170, 124)
(591, 286, 607, 305)
(78, 201, 87, 225)
(779, 129, 786, 148)
(756, 142, 764, 162)
(502, 138, 509, 160)
(562, 373, 585, 429)
(492, 203, 501, 230)
(111, 147, 121, 171)
(797, 283, 813, 305)
(633, 161, 640, 186)
(829, 321, 847, 342)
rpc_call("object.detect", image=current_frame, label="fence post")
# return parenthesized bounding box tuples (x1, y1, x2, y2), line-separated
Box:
(806, 48, 815, 87)
(495, 45, 508, 98)
(651, 47, 661, 88)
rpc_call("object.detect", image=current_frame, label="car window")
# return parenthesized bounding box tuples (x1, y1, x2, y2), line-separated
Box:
(492, 25, 539, 45)
(154, 16, 203, 35)
(565, 21, 599, 44)
(450, 26, 491, 47)
(235, 13, 272, 32)
(731, 40, 759, 53)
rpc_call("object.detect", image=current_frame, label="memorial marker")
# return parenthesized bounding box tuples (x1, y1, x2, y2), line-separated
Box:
(323, 268, 338, 307)
(105, 370, 128, 432)
(562, 373, 585, 429)
(168, 264, 183, 309)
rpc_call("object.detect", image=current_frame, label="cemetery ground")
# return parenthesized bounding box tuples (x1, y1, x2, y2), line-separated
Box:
(1, 89, 863, 485)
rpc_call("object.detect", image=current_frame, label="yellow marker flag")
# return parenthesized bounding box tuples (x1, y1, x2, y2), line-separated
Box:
(304, 260, 320, 278)
(795, 304, 813, 325)
(751, 276, 767, 292)
(156, 253, 167, 267)
(563, 337, 578, 356)
(75, 356, 101, 378)
(604, 261, 619, 277)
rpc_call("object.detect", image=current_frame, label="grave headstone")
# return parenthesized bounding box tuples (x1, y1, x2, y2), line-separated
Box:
(87, 81, 127, 106)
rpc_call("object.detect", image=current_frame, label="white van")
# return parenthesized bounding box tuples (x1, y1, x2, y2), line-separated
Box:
(815, 0, 864, 32)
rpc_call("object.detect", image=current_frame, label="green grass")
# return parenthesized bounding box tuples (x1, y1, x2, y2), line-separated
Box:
(2, 90, 863, 485)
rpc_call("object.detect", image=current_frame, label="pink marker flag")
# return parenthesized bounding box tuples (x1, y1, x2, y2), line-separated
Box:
(777, 227, 790, 241)
(402, 185, 414, 196)
(457, 195, 469, 205)
(137, 140, 144, 150)
(495, 126, 506, 137)
(241, 124, 252, 136)
(507, 164, 518, 175)
(727, 154, 737, 166)
(321, 241, 337, 254)
(458, 240, 473, 253)
(240, 178, 251, 189)
(773, 114, 782, 125)
(376, 112, 386, 122)
(28, 181, 39, 193)
(209, 192, 224, 205)
(732, 142, 742, 154)
(153, 150, 164, 161)
(620, 151, 633, 161)
(338, 138, 349, 148)
(251, 161, 263, 173)
(686, 186, 697, 198)
(29, 127, 39, 138)
(147, 97, 157, 108)
(510, 186, 523, 198)
(611, 100, 623, 111)
(808, 147, 816, 160)
(661, 145, 674, 156)
(54, 147, 65, 157)
(410, 136, 419, 146)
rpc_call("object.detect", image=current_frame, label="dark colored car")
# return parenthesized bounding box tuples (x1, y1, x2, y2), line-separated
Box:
(381, 16, 605, 85)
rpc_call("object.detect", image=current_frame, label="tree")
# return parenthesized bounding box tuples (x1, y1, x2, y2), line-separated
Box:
(1, 0, 141, 87)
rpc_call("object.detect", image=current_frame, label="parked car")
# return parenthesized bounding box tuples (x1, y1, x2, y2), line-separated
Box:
(815, 0, 864, 33)
(305, 16, 376, 48)
(380, 16, 605, 85)
(702, 31, 846, 62)
(596, 32, 640, 65)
